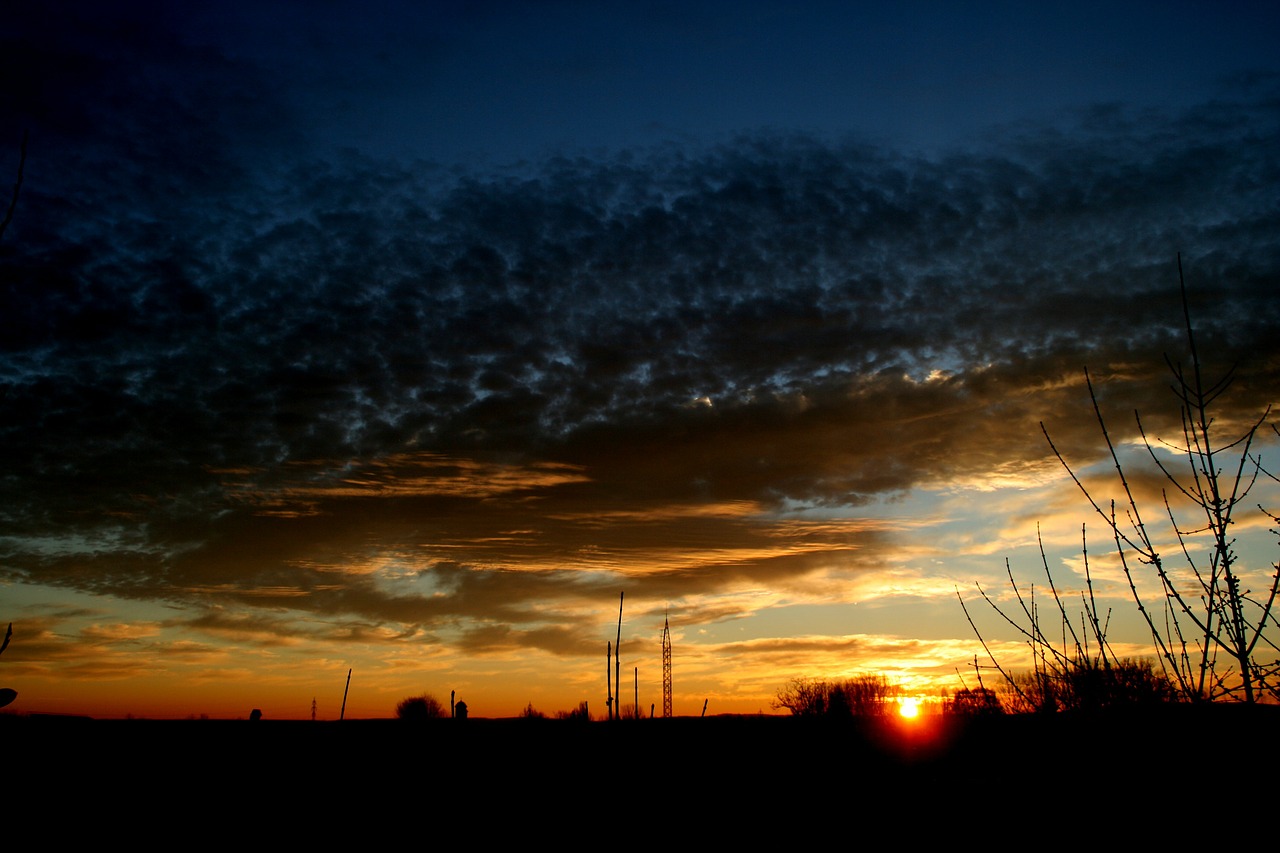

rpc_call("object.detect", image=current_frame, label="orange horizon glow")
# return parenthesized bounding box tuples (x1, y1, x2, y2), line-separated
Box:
(0, 677, 803, 721)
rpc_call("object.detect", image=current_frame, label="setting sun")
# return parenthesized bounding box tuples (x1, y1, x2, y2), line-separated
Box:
(898, 697, 920, 719)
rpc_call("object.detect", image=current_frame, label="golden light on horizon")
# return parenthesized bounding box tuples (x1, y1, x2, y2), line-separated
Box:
(898, 697, 920, 719)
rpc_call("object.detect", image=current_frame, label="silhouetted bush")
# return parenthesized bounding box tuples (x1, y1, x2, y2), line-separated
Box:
(1, 623, 15, 709)
(519, 702, 545, 719)
(395, 693, 446, 720)
(1002, 658, 1180, 714)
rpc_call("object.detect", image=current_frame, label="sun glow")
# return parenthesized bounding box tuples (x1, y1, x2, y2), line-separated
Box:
(898, 697, 920, 719)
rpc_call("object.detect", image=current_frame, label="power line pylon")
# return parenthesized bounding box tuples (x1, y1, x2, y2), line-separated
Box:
(661, 612, 672, 718)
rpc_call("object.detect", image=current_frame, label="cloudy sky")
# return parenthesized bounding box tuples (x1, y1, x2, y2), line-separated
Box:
(1, 0, 1278, 720)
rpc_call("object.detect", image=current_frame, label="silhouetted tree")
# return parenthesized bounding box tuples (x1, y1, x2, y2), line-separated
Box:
(836, 675, 899, 716)
(616, 702, 645, 720)
(773, 675, 899, 717)
(1042, 260, 1278, 702)
(945, 687, 1003, 716)
(961, 259, 1279, 704)
(773, 676, 829, 717)
(396, 693, 446, 720)
(555, 700, 591, 721)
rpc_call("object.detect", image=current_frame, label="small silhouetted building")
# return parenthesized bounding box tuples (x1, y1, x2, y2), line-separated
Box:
(454, 700, 467, 720)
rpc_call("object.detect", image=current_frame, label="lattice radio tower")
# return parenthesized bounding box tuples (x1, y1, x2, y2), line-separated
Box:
(661, 611, 673, 718)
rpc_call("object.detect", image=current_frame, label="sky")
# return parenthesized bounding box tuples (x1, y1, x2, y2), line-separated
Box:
(1, 0, 1278, 720)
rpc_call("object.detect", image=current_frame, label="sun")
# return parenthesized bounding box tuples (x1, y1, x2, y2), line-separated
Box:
(898, 697, 920, 719)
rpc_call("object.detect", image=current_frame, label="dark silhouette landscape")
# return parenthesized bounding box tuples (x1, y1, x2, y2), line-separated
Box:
(9, 703, 1275, 815)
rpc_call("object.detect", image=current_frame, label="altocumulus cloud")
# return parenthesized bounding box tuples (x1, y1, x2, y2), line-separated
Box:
(1, 7, 1278, 655)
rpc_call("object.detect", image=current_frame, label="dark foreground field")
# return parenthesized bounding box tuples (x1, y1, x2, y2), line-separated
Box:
(7, 704, 1275, 835)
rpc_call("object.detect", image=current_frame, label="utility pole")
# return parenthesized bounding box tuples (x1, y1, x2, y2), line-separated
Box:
(615, 592, 623, 721)
(662, 612, 673, 718)
(340, 668, 351, 721)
